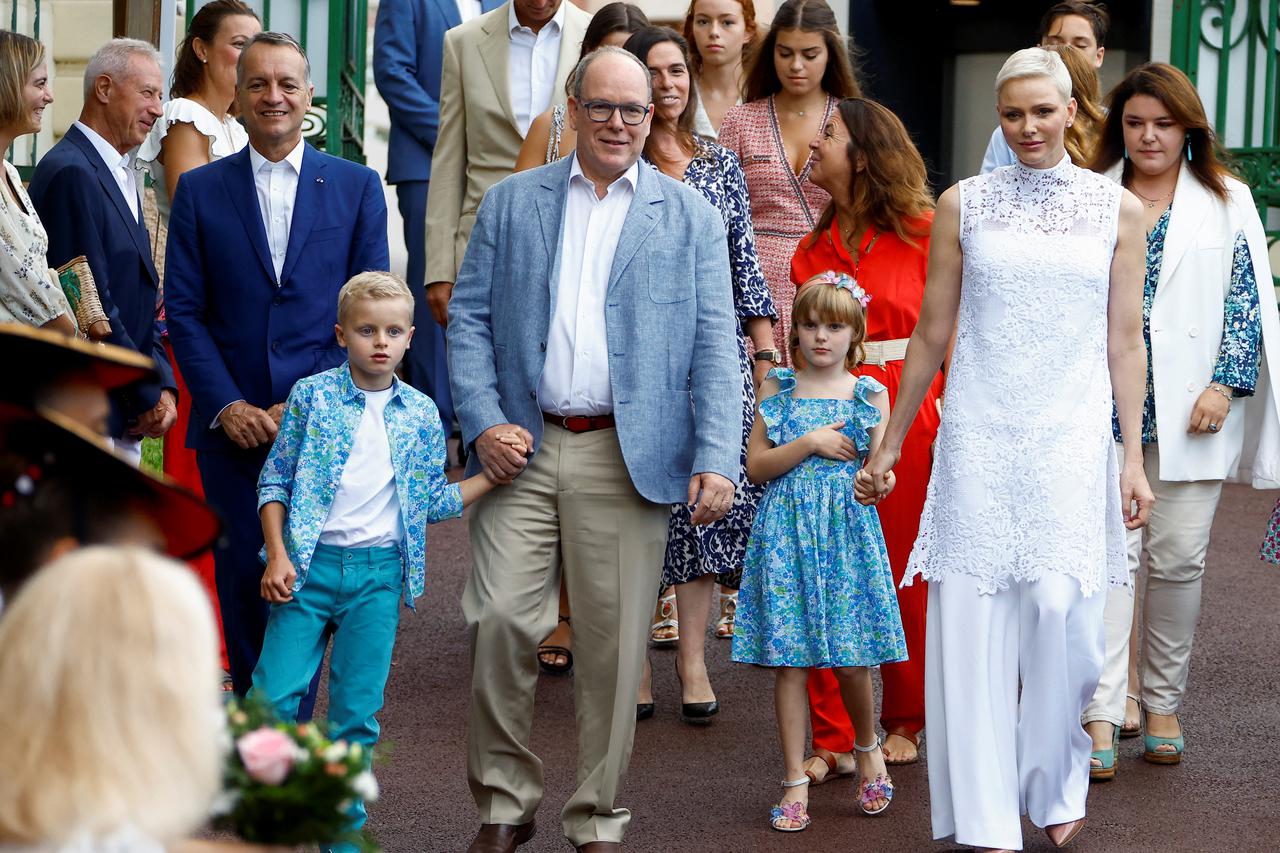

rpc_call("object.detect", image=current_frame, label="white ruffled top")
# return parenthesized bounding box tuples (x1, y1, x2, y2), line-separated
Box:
(136, 97, 248, 222)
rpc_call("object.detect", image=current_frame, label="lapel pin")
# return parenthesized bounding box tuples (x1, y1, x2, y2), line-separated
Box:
(316, 177, 324, 184)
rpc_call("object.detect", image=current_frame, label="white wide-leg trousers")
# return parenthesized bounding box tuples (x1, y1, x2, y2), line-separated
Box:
(925, 573, 1106, 851)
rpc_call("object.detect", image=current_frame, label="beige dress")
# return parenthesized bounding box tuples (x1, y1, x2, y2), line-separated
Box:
(0, 159, 73, 328)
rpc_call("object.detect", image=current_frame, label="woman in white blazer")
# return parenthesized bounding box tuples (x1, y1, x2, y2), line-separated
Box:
(1083, 63, 1280, 779)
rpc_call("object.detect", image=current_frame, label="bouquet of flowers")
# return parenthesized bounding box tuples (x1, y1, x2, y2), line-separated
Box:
(213, 698, 381, 851)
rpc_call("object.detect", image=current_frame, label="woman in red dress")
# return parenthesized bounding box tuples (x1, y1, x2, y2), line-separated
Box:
(791, 98, 944, 773)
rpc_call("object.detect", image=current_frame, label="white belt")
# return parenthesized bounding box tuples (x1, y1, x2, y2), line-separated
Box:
(863, 338, 909, 367)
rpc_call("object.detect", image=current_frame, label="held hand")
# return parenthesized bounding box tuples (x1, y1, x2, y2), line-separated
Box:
(266, 402, 287, 428)
(806, 421, 858, 462)
(260, 554, 297, 603)
(222, 401, 279, 450)
(426, 281, 454, 328)
(1187, 386, 1231, 435)
(476, 424, 533, 483)
(131, 390, 178, 438)
(688, 472, 735, 526)
(1120, 461, 1155, 530)
(860, 445, 901, 501)
(854, 468, 895, 505)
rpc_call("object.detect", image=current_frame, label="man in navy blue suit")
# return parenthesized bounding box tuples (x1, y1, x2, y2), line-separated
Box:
(165, 32, 390, 697)
(29, 38, 177, 449)
(373, 0, 501, 438)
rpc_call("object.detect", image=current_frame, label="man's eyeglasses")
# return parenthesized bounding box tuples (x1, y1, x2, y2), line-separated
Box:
(579, 100, 650, 126)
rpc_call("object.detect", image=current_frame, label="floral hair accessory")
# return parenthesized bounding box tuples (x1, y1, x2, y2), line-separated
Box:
(813, 270, 871, 308)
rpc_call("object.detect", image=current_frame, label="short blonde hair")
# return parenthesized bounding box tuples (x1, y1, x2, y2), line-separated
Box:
(995, 47, 1072, 104)
(0, 547, 225, 845)
(0, 32, 45, 128)
(336, 270, 414, 325)
(789, 277, 868, 371)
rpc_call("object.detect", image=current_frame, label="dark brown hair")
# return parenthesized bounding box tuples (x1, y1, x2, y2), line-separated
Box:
(683, 0, 758, 74)
(1039, 1, 1109, 47)
(565, 3, 651, 97)
(807, 98, 933, 249)
(1090, 62, 1234, 201)
(1044, 44, 1103, 166)
(742, 0, 860, 102)
(170, 0, 259, 99)
(624, 27, 700, 152)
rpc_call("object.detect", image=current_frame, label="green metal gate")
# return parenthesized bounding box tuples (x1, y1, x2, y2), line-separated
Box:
(1171, 0, 1280, 284)
(185, 0, 367, 163)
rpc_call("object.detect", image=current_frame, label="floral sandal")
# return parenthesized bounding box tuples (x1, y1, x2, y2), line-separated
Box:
(854, 737, 894, 816)
(770, 777, 811, 832)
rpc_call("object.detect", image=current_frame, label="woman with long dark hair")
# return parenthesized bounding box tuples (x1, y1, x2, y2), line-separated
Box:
(1081, 62, 1280, 780)
(718, 0, 860, 364)
(790, 97, 940, 773)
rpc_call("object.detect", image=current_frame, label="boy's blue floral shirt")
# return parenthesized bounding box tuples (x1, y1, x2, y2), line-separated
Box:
(257, 364, 463, 607)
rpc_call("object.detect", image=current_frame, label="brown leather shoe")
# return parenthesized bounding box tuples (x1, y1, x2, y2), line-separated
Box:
(576, 844, 621, 852)
(466, 821, 535, 853)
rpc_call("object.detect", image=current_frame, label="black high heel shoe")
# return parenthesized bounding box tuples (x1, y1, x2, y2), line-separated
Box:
(675, 661, 718, 724)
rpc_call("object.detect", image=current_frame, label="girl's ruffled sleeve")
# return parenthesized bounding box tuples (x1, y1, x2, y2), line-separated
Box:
(758, 367, 795, 446)
(845, 375, 886, 454)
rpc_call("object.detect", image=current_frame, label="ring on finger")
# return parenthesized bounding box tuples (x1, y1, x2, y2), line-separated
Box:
(1209, 422, 1219, 432)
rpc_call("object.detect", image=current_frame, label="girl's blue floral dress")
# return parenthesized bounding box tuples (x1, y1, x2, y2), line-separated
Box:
(732, 368, 908, 668)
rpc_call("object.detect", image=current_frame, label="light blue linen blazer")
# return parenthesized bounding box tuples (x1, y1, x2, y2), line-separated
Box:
(447, 155, 741, 505)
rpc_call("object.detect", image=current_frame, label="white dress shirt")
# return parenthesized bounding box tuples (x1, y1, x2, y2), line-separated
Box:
(248, 138, 306, 282)
(455, 0, 483, 24)
(73, 120, 139, 221)
(537, 155, 638, 417)
(319, 386, 404, 548)
(212, 138, 306, 428)
(508, 2, 564, 136)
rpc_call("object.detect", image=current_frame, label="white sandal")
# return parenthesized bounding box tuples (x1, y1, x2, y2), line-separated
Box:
(714, 588, 737, 639)
(770, 777, 811, 832)
(650, 591, 678, 645)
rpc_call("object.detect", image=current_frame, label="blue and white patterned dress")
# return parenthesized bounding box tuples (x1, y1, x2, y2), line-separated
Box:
(655, 141, 777, 588)
(732, 369, 908, 668)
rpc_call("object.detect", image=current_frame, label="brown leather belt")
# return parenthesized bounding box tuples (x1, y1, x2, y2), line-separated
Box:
(542, 411, 616, 433)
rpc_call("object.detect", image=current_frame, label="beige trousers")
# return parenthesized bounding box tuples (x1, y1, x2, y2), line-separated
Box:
(463, 424, 669, 846)
(1083, 444, 1223, 724)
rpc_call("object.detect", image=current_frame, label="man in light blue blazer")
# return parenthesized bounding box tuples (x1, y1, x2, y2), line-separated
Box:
(447, 47, 740, 853)
(372, 0, 502, 433)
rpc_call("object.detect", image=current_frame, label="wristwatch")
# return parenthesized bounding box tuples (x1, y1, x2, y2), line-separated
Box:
(754, 349, 781, 364)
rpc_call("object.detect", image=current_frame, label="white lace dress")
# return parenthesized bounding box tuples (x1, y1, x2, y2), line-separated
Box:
(904, 155, 1127, 597)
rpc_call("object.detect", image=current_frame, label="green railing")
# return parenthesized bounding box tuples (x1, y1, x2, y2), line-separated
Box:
(6, 0, 43, 180)
(1171, 0, 1280, 284)
(184, 0, 366, 163)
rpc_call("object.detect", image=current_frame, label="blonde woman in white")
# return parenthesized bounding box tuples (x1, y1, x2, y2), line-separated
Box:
(0, 32, 75, 337)
(860, 48, 1153, 852)
(0, 547, 225, 851)
(1082, 62, 1280, 778)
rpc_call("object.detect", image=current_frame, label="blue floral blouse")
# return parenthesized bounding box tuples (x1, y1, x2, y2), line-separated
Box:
(1112, 205, 1262, 444)
(257, 363, 462, 607)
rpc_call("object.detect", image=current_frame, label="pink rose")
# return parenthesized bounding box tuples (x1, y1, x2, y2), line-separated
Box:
(236, 727, 296, 785)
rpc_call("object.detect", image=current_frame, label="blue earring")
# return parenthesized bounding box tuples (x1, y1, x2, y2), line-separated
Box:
(1123, 147, 1130, 160)
(1186, 136, 1193, 162)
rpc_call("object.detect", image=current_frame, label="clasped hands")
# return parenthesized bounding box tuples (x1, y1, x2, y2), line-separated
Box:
(129, 389, 178, 439)
(221, 400, 287, 449)
(854, 441, 899, 507)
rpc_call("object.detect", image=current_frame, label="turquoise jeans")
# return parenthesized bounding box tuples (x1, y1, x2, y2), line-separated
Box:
(251, 542, 403, 850)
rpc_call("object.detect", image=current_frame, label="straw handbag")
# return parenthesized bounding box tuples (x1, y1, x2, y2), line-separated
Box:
(56, 256, 111, 340)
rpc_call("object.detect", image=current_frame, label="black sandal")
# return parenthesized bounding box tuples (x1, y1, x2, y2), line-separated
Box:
(537, 615, 574, 676)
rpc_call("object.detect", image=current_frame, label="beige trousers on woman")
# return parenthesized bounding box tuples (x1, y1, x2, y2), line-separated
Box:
(1083, 443, 1223, 724)
(462, 423, 670, 846)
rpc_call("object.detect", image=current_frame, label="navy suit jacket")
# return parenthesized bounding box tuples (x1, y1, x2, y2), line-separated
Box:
(28, 124, 174, 431)
(164, 143, 389, 454)
(372, 0, 503, 184)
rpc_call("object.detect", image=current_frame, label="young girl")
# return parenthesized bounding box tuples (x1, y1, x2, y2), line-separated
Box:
(733, 271, 907, 831)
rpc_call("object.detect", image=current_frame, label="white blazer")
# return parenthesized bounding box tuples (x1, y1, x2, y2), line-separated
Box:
(1108, 162, 1280, 485)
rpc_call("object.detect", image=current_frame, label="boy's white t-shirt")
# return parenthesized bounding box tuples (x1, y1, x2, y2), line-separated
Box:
(318, 386, 404, 549)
